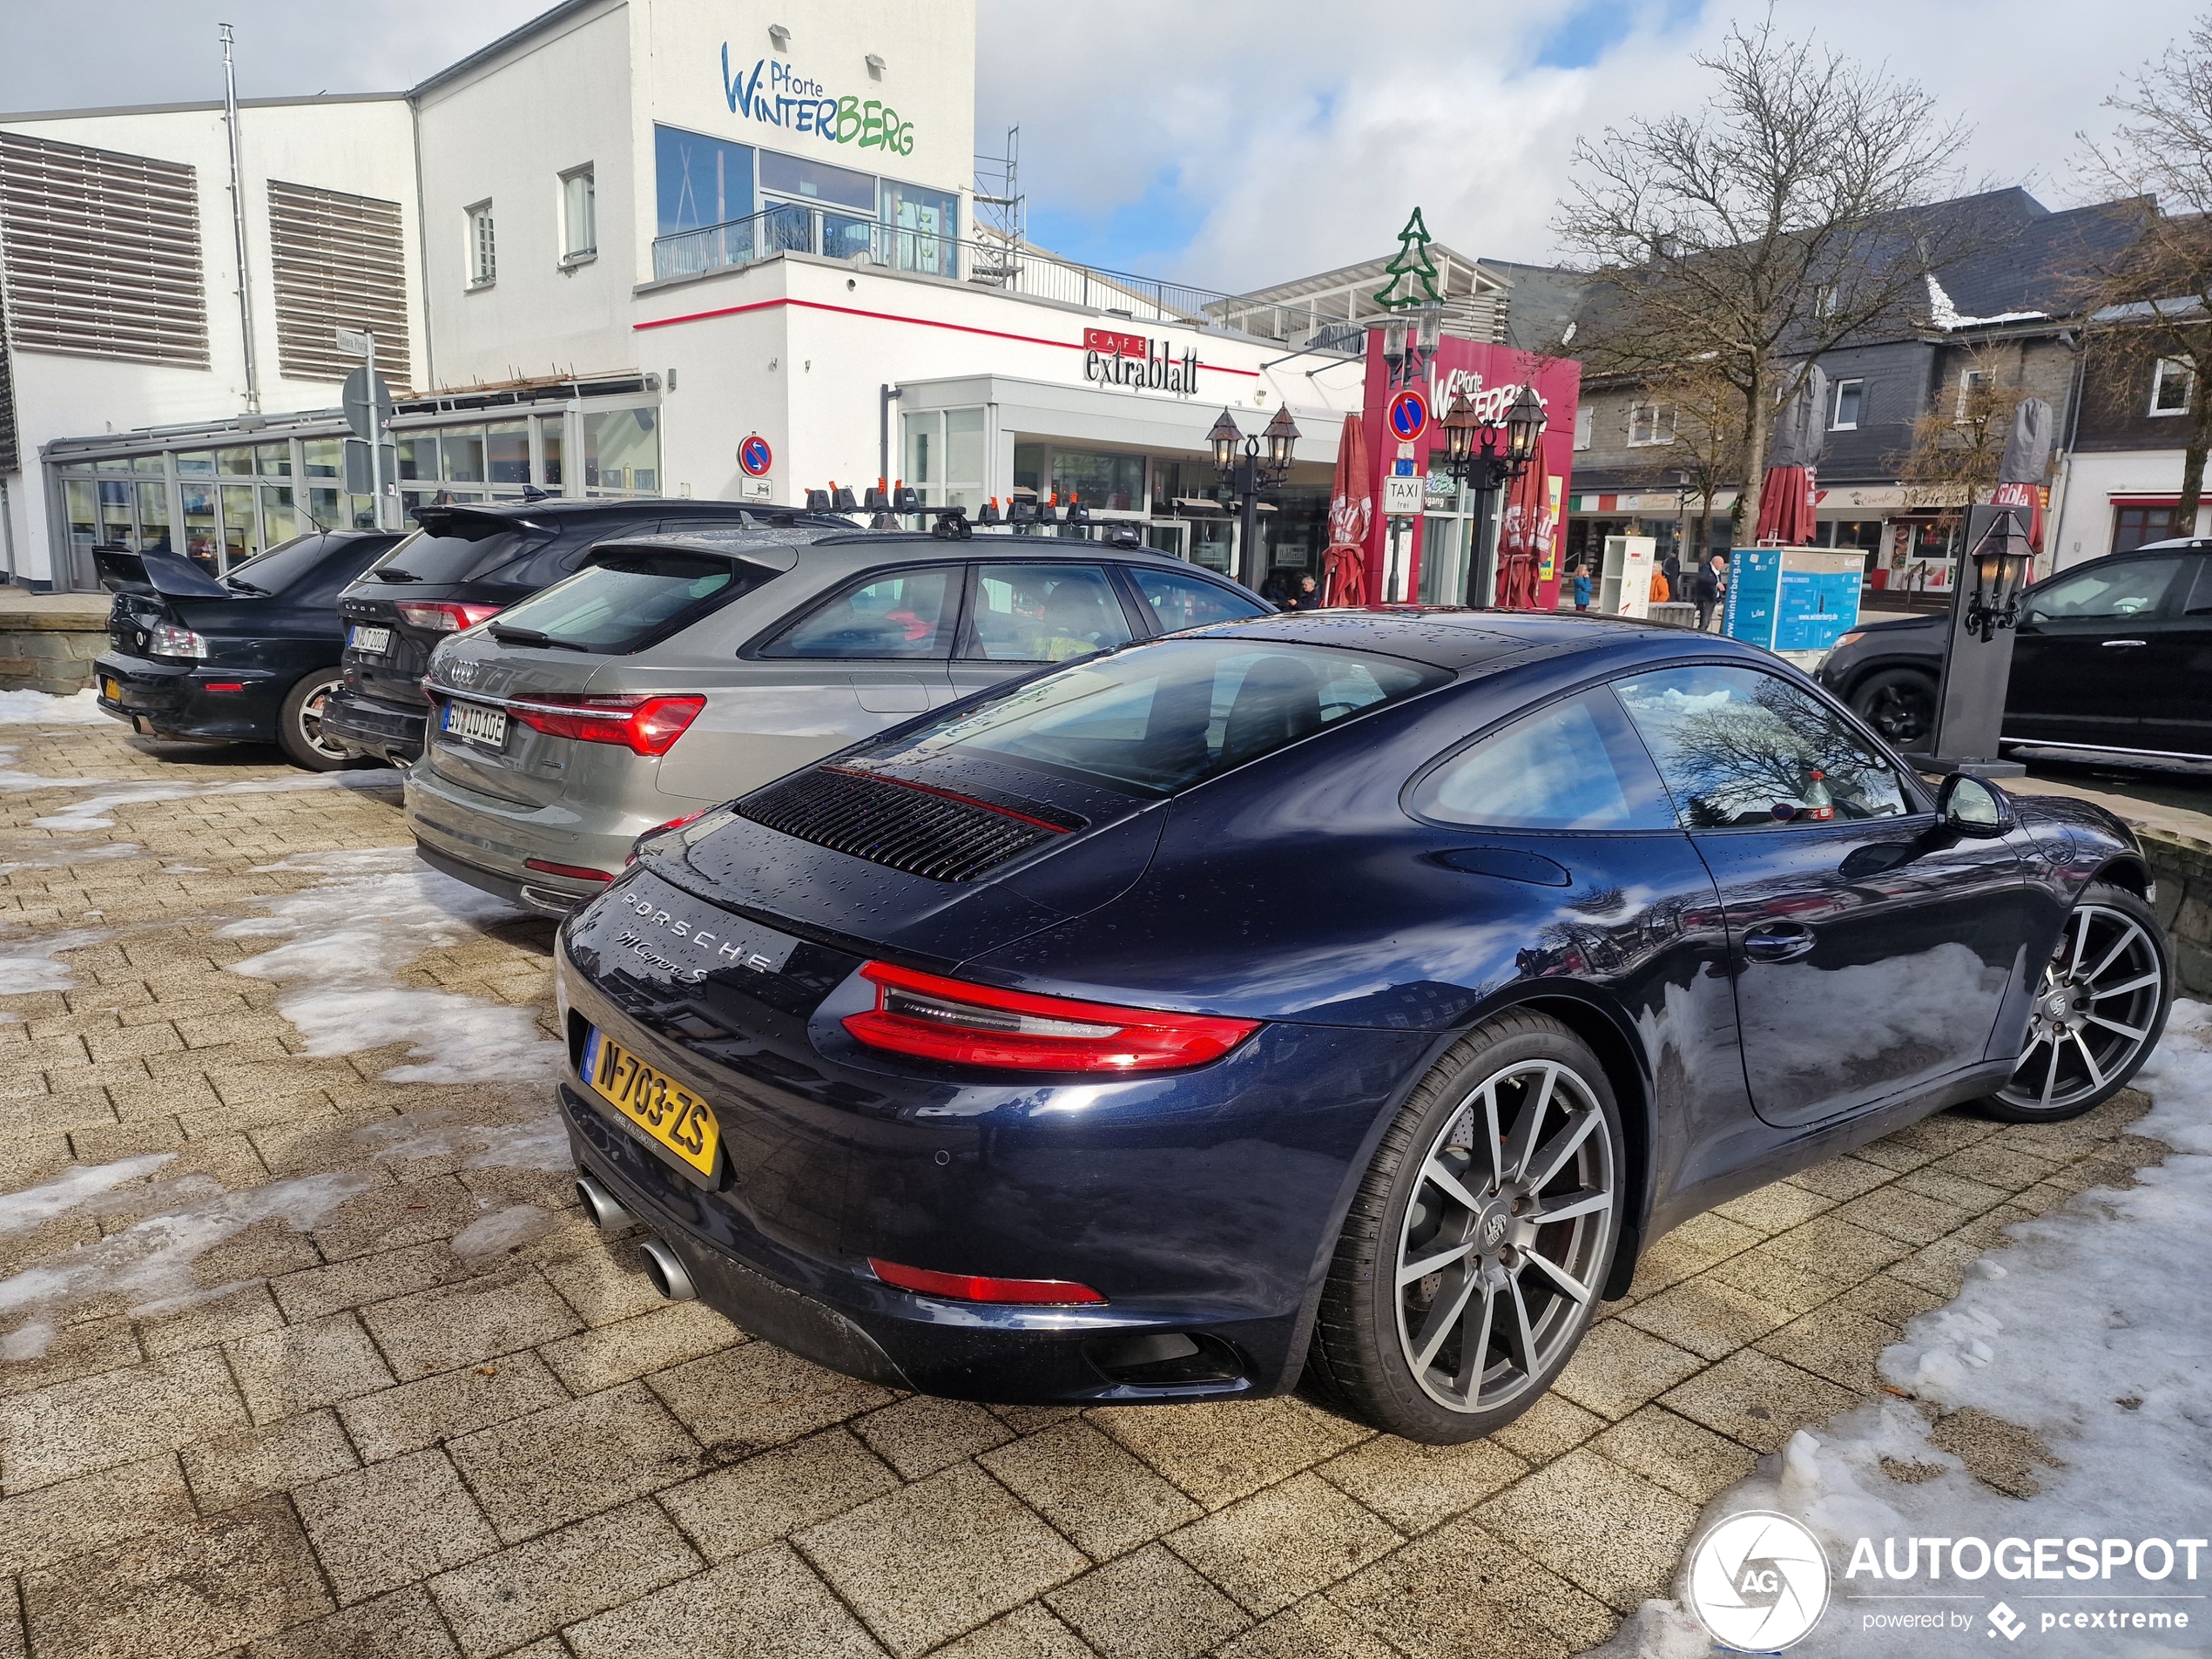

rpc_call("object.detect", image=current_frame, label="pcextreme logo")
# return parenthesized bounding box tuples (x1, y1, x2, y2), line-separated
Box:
(1687, 1511, 1831, 1650)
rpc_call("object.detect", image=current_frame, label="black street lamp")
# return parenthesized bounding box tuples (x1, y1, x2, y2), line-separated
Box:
(1210, 405, 1301, 592)
(1434, 385, 1546, 604)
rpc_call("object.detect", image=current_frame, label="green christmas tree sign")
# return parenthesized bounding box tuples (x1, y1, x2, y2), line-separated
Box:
(1372, 207, 1442, 311)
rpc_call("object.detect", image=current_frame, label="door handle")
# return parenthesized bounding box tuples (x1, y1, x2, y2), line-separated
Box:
(2101, 639, 2148, 648)
(1743, 924, 1817, 963)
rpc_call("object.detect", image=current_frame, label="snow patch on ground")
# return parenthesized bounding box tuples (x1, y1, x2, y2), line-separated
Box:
(1587, 1001, 2212, 1657)
(30, 768, 398, 831)
(0, 1153, 176, 1236)
(0, 745, 110, 794)
(0, 928, 111, 994)
(0, 689, 111, 725)
(352, 1107, 572, 1172)
(0, 842, 142, 876)
(219, 846, 561, 1085)
(450, 1203, 557, 1263)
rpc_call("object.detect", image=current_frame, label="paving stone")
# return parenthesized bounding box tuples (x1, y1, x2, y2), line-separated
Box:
(1476, 1447, 1700, 1612)
(1628, 1211, 1763, 1288)
(1831, 1184, 1980, 1246)
(932, 1601, 1096, 1659)
(0, 1453, 194, 1575)
(1550, 1318, 1705, 1421)
(446, 1380, 704, 1542)
(356, 1268, 583, 1382)
(135, 1281, 288, 1359)
(1617, 1274, 1797, 1360)
(1838, 1271, 1948, 1327)
(21, 1494, 334, 1659)
(1087, 1395, 1369, 1509)
(536, 1298, 739, 1394)
(1756, 1304, 1901, 1393)
(244, 1583, 461, 1658)
(182, 1408, 361, 1513)
(1162, 1471, 1399, 1615)
(854, 1394, 1014, 1481)
(979, 1417, 1201, 1561)
(428, 1499, 702, 1658)
(267, 1240, 468, 1323)
(1786, 1155, 1898, 1201)
(1590, 1406, 1759, 1504)
(1895, 1165, 2012, 1212)
(1710, 1180, 1837, 1234)
(0, 1315, 141, 1402)
(1659, 1348, 1864, 1453)
(1043, 1542, 1251, 1659)
(226, 1311, 396, 1424)
(658, 1426, 900, 1563)
(0, 1345, 246, 1492)
(337, 1348, 570, 1463)
(564, 1542, 887, 1659)
(295, 1447, 500, 1603)
(1487, 1389, 1606, 1463)
(800, 1461, 1087, 1657)
(1332, 1507, 1616, 1658)
(1702, 1241, 1855, 1316)
(1217, 1594, 1399, 1659)
(1311, 1428, 1527, 1534)
(647, 1341, 894, 1456)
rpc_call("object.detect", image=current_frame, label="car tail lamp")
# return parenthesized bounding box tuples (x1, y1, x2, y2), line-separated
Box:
(843, 961, 1259, 1073)
(506, 694, 705, 757)
(869, 1257, 1106, 1306)
(627, 808, 711, 867)
(396, 601, 503, 633)
(148, 622, 207, 659)
(524, 858, 613, 885)
(202, 682, 246, 693)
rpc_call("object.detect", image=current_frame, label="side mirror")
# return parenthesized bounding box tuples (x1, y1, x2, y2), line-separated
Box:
(1937, 772, 2014, 838)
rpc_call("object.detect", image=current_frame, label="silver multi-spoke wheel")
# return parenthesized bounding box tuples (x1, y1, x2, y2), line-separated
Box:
(1393, 1058, 1615, 1414)
(2000, 900, 2163, 1116)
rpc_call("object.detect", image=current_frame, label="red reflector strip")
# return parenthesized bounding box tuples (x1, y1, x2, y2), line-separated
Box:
(523, 859, 614, 884)
(201, 683, 246, 692)
(869, 1257, 1105, 1305)
(842, 961, 1258, 1073)
(820, 766, 1076, 834)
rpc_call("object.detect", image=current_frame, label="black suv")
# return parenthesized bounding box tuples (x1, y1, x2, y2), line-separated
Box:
(325, 498, 843, 764)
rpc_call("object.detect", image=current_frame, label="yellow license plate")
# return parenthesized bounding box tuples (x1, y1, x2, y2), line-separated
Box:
(102, 677, 123, 700)
(582, 1027, 720, 1177)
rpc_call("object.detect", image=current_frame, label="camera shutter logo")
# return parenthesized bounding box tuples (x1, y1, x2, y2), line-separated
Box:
(1686, 1510, 1831, 1650)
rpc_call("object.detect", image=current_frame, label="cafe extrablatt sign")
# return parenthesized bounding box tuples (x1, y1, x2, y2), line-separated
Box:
(1084, 327, 1200, 396)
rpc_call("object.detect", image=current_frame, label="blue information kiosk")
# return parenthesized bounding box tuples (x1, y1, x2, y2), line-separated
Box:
(1723, 546, 1865, 654)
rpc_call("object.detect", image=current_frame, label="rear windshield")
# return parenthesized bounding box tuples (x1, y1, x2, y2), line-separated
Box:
(221, 533, 351, 595)
(365, 518, 532, 585)
(485, 549, 779, 654)
(871, 637, 1447, 796)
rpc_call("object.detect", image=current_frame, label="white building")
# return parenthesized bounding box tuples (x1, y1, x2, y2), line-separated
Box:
(0, 0, 1367, 592)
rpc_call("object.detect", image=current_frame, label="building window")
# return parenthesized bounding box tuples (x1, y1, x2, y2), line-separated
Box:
(2151, 358, 2194, 416)
(1627, 403, 1674, 447)
(560, 166, 596, 262)
(902, 408, 987, 509)
(880, 178, 957, 278)
(2113, 504, 2182, 553)
(1954, 368, 1986, 422)
(1574, 405, 1593, 451)
(466, 201, 496, 288)
(583, 408, 658, 495)
(1828, 378, 1863, 430)
(267, 179, 410, 387)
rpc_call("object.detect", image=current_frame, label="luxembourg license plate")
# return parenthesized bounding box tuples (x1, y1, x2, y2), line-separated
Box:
(442, 700, 508, 747)
(348, 624, 392, 655)
(581, 1027, 721, 1177)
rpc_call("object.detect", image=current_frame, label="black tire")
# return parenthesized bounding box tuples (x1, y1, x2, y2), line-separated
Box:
(1309, 1011, 1624, 1444)
(276, 671, 359, 772)
(1980, 880, 2171, 1123)
(1850, 666, 1938, 751)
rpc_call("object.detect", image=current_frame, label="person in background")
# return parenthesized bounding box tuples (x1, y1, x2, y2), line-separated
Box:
(1649, 562, 1671, 604)
(1571, 561, 1592, 613)
(1694, 552, 1728, 631)
(1287, 572, 1325, 611)
(1661, 550, 1683, 599)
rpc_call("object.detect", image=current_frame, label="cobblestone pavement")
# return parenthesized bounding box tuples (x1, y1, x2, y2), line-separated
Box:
(0, 715, 2168, 1659)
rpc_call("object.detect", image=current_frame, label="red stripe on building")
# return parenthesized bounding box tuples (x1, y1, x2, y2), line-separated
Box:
(631, 295, 1261, 377)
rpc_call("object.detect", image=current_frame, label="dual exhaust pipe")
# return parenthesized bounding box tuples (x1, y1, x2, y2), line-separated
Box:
(574, 1174, 696, 1302)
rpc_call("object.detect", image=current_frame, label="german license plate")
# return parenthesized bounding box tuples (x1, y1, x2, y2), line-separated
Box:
(349, 624, 392, 655)
(101, 676, 123, 700)
(442, 700, 508, 747)
(581, 1027, 720, 1176)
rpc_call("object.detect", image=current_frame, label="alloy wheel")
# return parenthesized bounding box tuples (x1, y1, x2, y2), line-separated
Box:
(2000, 902, 2163, 1113)
(1862, 679, 1932, 746)
(299, 679, 349, 762)
(1393, 1059, 1615, 1414)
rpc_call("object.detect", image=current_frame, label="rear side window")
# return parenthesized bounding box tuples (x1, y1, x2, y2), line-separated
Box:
(2021, 557, 2182, 623)
(1130, 566, 1266, 633)
(1614, 664, 1909, 828)
(760, 567, 958, 658)
(366, 518, 532, 585)
(1411, 689, 1676, 831)
(222, 533, 351, 596)
(967, 564, 1132, 662)
(485, 550, 779, 654)
(871, 637, 1447, 796)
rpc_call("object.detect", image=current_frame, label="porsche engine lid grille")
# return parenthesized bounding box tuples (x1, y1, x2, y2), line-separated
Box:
(736, 765, 1084, 883)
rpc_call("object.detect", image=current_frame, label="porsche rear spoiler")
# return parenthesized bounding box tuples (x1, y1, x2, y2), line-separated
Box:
(93, 546, 232, 600)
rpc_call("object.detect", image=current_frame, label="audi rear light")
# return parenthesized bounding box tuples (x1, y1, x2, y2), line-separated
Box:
(396, 601, 503, 633)
(868, 1258, 1105, 1306)
(524, 858, 614, 885)
(843, 961, 1258, 1073)
(506, 693, 705, 757)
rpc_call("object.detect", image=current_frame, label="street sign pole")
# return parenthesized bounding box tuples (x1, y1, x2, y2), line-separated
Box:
(366, 332, 384, 531)
(337, 327, 390, 531)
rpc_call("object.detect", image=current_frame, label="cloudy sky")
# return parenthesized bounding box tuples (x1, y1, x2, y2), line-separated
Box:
(3, 0, 2200, 291)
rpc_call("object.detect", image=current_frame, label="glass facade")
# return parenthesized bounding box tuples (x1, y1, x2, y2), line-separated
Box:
(655, 124, 754, 237)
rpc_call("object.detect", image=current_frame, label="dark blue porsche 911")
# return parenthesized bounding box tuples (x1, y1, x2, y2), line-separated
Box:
(552, 609, 2168, 1442)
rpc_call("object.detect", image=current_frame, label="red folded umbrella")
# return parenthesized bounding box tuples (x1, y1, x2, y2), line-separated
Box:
(1993, 400, 2053, 552)
(1755, 465, 1817, 545)
(1319, 415, 1371, 607)
(1496, 455, 1548, 608)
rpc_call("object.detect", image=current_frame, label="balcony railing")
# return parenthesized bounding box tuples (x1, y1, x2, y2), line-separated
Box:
(650, 208, 1247, 332)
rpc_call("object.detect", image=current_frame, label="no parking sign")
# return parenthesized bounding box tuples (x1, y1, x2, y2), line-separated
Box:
(738, 435, 772, 477)
(1386, 389, 1429, 444)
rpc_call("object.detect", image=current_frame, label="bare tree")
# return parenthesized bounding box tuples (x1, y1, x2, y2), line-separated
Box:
(1631, 358, 1744, 564)
(1557, 17, 1972, 536)
(2076, 17, 2212, 524)
(1892, 340, 2027, 541)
